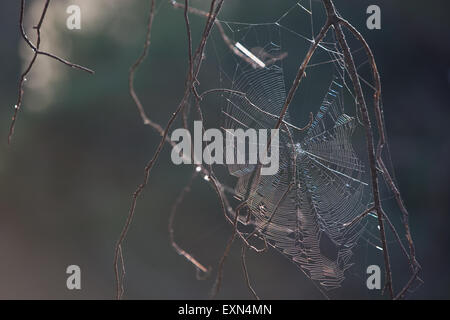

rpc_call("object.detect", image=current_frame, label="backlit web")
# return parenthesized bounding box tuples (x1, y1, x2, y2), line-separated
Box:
(196, 0, 393, 293)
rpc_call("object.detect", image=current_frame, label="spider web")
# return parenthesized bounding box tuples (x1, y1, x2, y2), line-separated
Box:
(193, 0, 410, 294)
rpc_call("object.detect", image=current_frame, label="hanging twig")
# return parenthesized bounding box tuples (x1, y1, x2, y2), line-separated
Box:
(241, 245, 259, 300)
(322, 0, 394, 298)
(168, 171, 210, 277)
(129, 0, 156, 126)
(114, 0, 225, 299)
(9, 0, 94, 144)
(320, 0, 419, 299)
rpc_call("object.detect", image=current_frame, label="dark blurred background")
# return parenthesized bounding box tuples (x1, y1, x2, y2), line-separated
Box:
(0, 0, 448, 299)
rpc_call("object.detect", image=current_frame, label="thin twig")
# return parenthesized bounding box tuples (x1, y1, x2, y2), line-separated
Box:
(211, 200, 245, 298)
(168, 171, 210, 276)
(322, 0, 394, 298)
(118, 245, 126, 299)
(241, 245, 259, 300)
(9, 0, 94, 144)
(129, 0, 156, 126)
(335, 5, 419, 298)
(114, 0, 225, 299)
(343, 206, 375, 228)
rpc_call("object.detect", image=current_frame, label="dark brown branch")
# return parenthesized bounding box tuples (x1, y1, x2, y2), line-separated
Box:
(322, 0, 394, 298)
(394, 268, 421, 300)
(337, 10, 419, 298)
(342, 12, 420, 287)
(343, 206, 375, 228)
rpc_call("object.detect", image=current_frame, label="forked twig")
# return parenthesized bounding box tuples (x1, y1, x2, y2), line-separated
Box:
(114, 0, 225, 299)
(323, 0, 394, 298)
(337, 21, 418, 276)
(10, 0, 93, 144)
(321, 0, 419, 299)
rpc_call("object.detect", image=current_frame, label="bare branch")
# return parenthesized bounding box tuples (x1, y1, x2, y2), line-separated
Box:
(168, 171, 210, 276)
(9, 0, 94, 144)
(241, 245, 259, 300)
(322, 0, 394, 298)
(114, 0, 225, 299)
